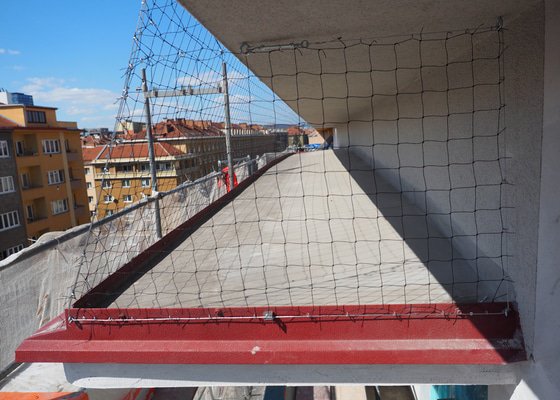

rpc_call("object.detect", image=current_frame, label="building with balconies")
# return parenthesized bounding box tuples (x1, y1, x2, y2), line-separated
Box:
(86, 142, 195, 219)
(0, 104, 90, 242)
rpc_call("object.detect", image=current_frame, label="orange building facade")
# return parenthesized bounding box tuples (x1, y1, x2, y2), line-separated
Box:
(0, 104, 89, 242)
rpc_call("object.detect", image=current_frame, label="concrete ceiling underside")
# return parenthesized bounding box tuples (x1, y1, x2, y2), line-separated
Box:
(178, 0, 537, 49)
(178, 0, 540, 127)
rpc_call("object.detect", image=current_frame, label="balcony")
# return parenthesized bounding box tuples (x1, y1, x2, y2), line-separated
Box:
(16, 153, 41, 168)
(26, 216, 48, 225)
(70, 178, 84, 190)
(17, 150, 39, 157)
(66, 151, 82, 162)
(74, 205, 87, 217)
(25, 216, 49, 233)
(20, 185, 45, 200)
(5, 0, 557, 395)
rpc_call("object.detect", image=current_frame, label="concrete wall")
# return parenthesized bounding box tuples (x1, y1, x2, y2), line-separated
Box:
(506, 0, 560, 398)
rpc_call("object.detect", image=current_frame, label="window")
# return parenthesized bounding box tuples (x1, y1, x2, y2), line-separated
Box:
(47, 170, 65, 185)
(117, 165, 133, 172)
(123, 194, 133, 203)
(157, 162, 172, 171)
(51, 199, 69, 215)
(102, 180, 111, 189)
(21, 173, 30, 189)
(103, 195, 114, 203)
(122, 179, 131, 188)
(0, 210, 20, 231)
(84, 168, 90, 175)
(42, 139, 60, 154)
(106, 210, 114, 217)
(86, 182, 92, 189)
(0, 244, 24, 260)
(16, 141, 24, 156)
(102, 167, 109, 174)
(88, 196, 94, 203)
(0, 176, 15, 194)
(140, 164, 150, 172)
(26, 205, 34, 221)
(0, 141, 9, 158)
(141, 178, 150, 187)
(26, 110, 47, 123)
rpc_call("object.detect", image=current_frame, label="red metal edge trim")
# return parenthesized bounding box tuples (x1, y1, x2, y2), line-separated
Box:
(16, 303, 526, 365)
(73, 152, 293, 308)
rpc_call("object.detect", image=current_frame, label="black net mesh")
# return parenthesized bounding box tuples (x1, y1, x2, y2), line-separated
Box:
(72, 0, 512, 319)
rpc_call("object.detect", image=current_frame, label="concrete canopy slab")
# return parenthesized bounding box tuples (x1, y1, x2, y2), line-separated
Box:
(178, 0, 535, 129)
(178, 0, 538, 48)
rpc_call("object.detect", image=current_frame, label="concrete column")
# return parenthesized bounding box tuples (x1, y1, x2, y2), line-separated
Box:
(510, 0, 560, 398)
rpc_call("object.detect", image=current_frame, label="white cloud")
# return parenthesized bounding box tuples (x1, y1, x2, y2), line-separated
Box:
(0, 48, 21, 55)
(22, 77, 65, 92)
(20, 77, 120, 128)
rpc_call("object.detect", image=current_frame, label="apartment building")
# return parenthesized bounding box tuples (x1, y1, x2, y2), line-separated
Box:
(125, 119, 279, 176)
(87, 142, 195, 219)
(84, 119, 281, 220)
(0, 119, 27, 260)
(0, 104, 89, 242)
(82, 146, 104, 217)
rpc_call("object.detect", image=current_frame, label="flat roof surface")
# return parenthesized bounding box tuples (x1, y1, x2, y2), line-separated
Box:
(113, 150, 493, 309)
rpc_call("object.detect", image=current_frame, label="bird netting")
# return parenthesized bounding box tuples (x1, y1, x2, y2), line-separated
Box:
(72, 0, 512, 320)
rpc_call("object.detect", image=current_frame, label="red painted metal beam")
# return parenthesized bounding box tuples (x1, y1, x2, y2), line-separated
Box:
(16, 303, 525, 365)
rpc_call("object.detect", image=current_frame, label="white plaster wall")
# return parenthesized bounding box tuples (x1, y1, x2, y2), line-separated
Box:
(501, 1, 545, 360)
(508, 0, 560, 398)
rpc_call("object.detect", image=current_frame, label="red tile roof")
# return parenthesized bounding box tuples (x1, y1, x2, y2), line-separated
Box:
(82, 146, 106, 162)
(287, 126, 305, 136)
(96, 142, 185, 160)
(120, 119, 266, 140)
(152, 119, 223, 138)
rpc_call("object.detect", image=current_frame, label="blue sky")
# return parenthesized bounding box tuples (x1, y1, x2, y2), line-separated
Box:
(0, 1, 141, 128)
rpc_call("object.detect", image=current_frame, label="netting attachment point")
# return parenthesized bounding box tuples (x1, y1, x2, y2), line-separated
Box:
(263, 311, 276, 321)
(496, 16, 504, 31)
(240, 40, 309, 54)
